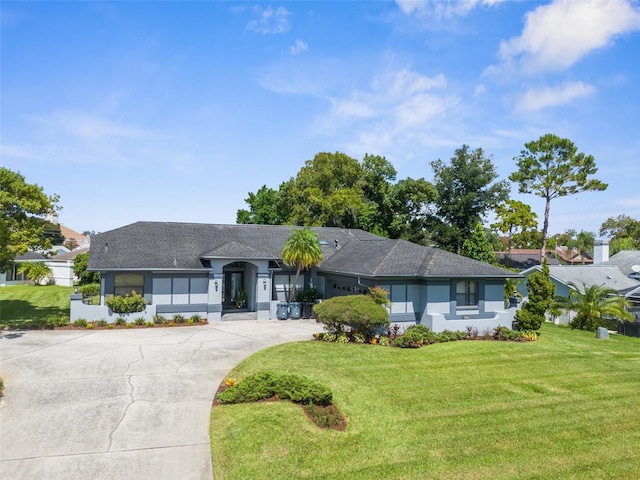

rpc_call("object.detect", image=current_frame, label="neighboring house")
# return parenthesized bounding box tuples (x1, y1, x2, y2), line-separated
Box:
(71, 221, 521, 331)
(0, 252, 47, 286)
(519, 263, 640, 324)
(47, 247, 90, 287)
(0, 247, 89, 287)
(59, 225, 90, 250)
(597, 250, 640, 280)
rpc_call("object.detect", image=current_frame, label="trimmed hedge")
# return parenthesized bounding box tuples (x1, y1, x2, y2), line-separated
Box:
(217, 371, 333, 406)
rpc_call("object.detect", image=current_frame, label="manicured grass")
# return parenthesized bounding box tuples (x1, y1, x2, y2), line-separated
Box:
(211, 323, 640, 479)
(0, 285, 73, 329)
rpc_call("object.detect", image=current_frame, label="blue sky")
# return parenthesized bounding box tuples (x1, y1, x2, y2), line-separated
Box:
(2, 0, 639, 237)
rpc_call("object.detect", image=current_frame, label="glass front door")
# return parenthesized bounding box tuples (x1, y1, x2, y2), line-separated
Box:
(223, 271, 245, 310)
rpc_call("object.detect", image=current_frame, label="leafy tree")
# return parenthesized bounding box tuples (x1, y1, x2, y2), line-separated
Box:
(43, 221, 64, 246)
(509, 134, 607, 262)
(599, 214, 640, 251)
(314, 295, 389, 336)
(289, 152, 364, 227)
(575, 230, 595, 264)
(610, 237, 638, 255)
(511, 229, 543, 250)
(461, 222, 498, 264)
(73, 251, 99, 285)
(236, 185, 283, 225)
(357, 154, 397, 236)
(280, 228, 323, 302)
(491, 200, 538, 253)
(515, 260, 555, 331)
(552, 283, 632, 331)
(17, 261, 52, 285)
(387, 177, 438, 245)
(432, 145, 510, 253)
(0, 168, 60, 273)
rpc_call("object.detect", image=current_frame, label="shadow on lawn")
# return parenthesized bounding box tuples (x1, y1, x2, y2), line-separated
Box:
(0, 299, 69, 330)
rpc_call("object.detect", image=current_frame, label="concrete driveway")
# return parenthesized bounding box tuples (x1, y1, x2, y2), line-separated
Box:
(0, 320, 318, 480)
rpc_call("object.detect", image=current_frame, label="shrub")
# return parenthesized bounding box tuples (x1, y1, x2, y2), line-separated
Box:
(296, 288, 321, 303)
(146, 321, 154, 327)
(115, 317, 127, 326)
(354, 333, 367, 343)
(379, 336, 390, 346)
(107, 324, 114, 329)
(78, 283, 100, 296)
(153, 314, 166, 324)
(217, 371, 332, 406)
(336, 333, 349, 343)
(95, 319, 107, 327)
(314, 295, 389, 335)
(514, 308, 543, 331)
(465, 325, 478, 340)
(86, 323, 93, 329)
(393, 329, 424, 348)
(189, 314, 202, 323)
(321, 332, 336, 342)
(126, 323, 133, 329)
(173, 314, 186, 323)
(368, 286, 391, 306)
(73, 318, 87, 328)
(134, 317, 145, 326)
(45, 314, 70, 328)
(106, 291, 147, 314)
(493, 325, 522, 341)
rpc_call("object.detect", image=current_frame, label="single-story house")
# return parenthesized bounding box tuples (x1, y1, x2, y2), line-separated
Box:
(0, 252, 47, 286)
(71, 221, 521, 332)
(0, 247, 89, 287)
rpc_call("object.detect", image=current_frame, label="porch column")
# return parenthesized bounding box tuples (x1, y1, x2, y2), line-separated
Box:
(208, 271, 223, 321)
(256, 272, 271, 320)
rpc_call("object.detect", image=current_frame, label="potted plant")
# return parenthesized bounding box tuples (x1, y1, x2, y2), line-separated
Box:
(235, 289, 246, 309)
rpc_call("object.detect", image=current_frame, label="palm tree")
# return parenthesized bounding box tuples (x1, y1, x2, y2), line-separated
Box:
(552, 282, 632, 331)
(17, 261, 52, 285)
(280, 228, 323, 302)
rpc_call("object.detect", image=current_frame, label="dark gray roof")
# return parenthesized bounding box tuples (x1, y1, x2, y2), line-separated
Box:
(16, 251, 46, 261)
(88, 221, 518, 279)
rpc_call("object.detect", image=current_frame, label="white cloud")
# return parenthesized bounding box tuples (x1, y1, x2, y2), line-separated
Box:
(247, 6, 290, 34)
(290, 39, 307, 55)
(498, 0, 640, 74)
(29, 111, 150, 141)
(395, 0, 507, 18)
(618, 196, 640, 208)
(516, 81, 596, 112)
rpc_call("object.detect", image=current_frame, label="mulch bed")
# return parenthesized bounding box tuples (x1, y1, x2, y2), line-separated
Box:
(212, 382, 347, 431)
(55, 320, 209, 330)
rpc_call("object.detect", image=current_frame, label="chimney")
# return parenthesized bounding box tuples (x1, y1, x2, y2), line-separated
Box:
(593, 238, 609, 264)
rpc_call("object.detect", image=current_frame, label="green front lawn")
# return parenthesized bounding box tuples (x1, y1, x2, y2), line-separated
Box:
(0, 284, 73, 329)
(211, 323, 640, 479)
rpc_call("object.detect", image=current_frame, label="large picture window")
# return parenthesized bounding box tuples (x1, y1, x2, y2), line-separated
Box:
(114, 274, 144, 297)
(456, 280, 478, 307)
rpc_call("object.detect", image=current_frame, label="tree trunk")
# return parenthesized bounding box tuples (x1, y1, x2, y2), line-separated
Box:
(540, 197, 551, 264)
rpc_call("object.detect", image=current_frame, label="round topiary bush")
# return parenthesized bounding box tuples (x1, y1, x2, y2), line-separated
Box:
(313, 294, 390, 335)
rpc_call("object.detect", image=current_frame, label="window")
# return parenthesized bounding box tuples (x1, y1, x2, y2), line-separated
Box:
(114, 274, 144, 297)
(456, 281, 478, 306)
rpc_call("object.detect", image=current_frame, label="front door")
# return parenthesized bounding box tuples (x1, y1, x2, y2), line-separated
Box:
(222, 271, 245, 310)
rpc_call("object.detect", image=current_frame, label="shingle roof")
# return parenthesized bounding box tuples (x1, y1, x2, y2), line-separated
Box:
(598, 250, 640, 277)
(88, 221, 518, 279)
(540, 265, 640, 294)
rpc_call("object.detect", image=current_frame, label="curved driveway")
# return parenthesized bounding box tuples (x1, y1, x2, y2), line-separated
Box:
(0, 320, 318, 480)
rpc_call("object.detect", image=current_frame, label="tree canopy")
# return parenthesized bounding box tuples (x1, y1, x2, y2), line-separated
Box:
(491, 200, 538, 253)
(0, 167, 60, 273)
(509, 134, 607, 262)
(599, 215, 640, 253)
(431, 145, 510, 253)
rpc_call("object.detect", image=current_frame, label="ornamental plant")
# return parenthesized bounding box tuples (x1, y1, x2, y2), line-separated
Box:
(106, 291, 147, 314)
(314, 294, 389, 336)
